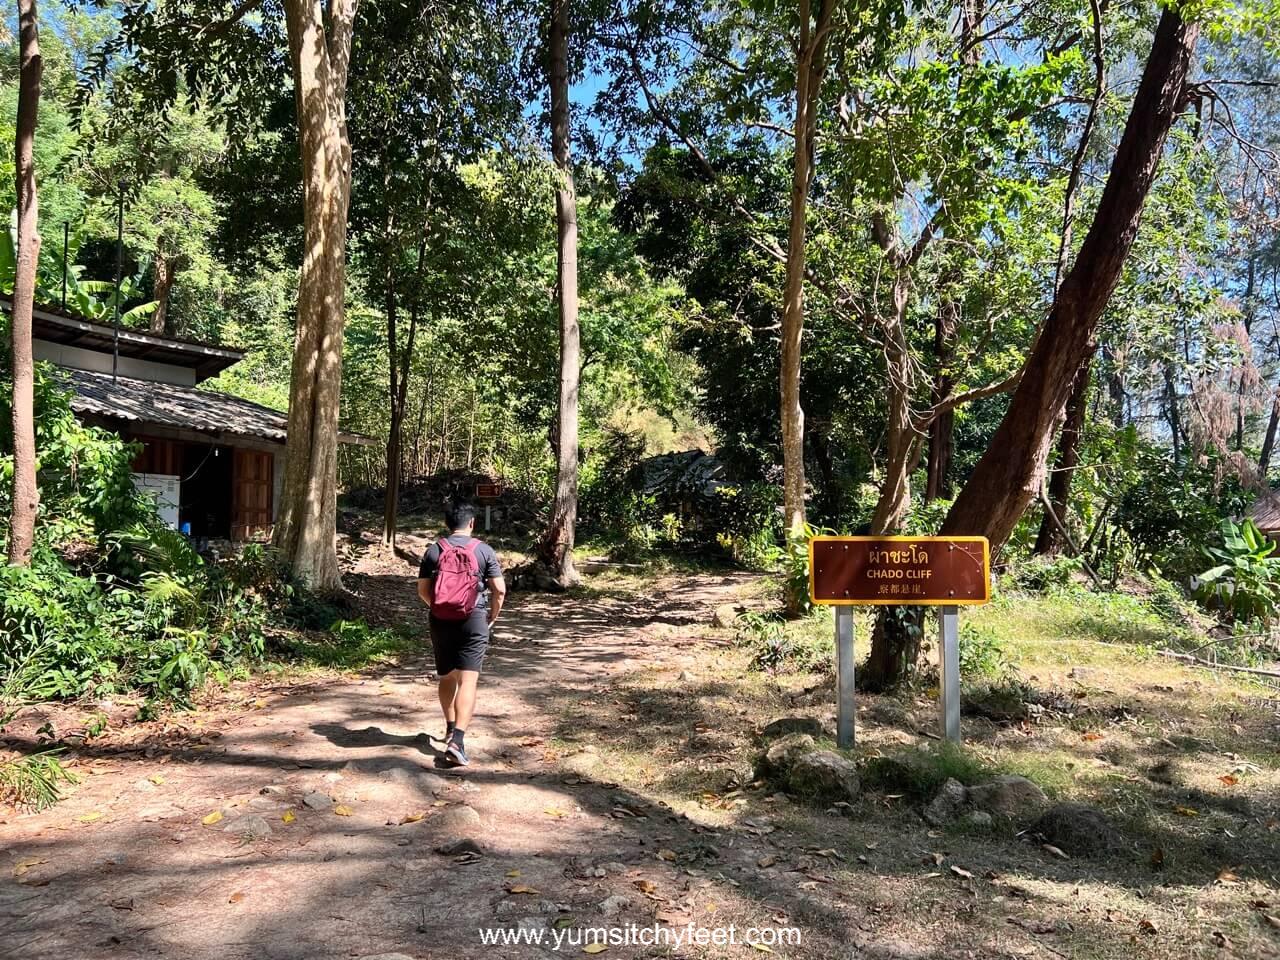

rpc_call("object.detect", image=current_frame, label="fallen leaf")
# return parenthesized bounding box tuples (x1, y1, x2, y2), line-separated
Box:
(1139, 919, 1159, 935)
(147, 775, 166, 786)
(77, 812, 104, 824)
(12, 857, 47, 877)
(282, 810, 296, 824)
(109, 897, 134, 911)
(554, 917, 574, 929)
(634, 879, 656, 894)
(1081, 732, 1104, 742)
(506, 869, 521, 878)
(228, 892, 246, 903)
(399, 812, 423, 824)
(931, 852, 946, 866)
(1150, 848, 1165, 868)
(1219, 774, 1240, 787)
(1043, 844, 1070, 860)
(507, 884, 540, 895)
(757, 855, 777, 869)
(657, 849, 677, 862)
(333, 804, 353, 817)
(1265, 915, 1280, 930)
(201, 811, 223, 826)
(1215, 868, 1242, 885)
(950, 865, 974, 880)
(750, 944, 774, 953)
(544, 807, 567, 819)
(1173, 806, 1199, 817)
(582, 945, 607, 955)
(1212, 931, 1232, 949)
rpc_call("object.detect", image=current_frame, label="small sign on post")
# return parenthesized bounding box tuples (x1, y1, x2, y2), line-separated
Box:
(808, 536, 991, 747)
(475, 481, 504, 532)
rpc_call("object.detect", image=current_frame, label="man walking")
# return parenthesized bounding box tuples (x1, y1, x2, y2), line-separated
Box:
(417, 501, 506, 766)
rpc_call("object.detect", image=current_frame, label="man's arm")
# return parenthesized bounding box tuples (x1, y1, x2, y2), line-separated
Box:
(487, 576, 507, 625)
(417, 578, 433, 608)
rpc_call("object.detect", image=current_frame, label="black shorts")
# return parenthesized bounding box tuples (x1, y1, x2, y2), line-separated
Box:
(429, 610, 490, 674)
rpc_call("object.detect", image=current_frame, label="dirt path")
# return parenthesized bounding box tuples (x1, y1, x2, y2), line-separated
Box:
(1, 558, 821, 960)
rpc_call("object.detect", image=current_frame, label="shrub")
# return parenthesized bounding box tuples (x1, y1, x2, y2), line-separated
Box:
(1195, 518, 1280, 624)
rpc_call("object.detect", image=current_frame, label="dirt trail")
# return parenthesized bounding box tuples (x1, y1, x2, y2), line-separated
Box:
(1, 555, 814, 960)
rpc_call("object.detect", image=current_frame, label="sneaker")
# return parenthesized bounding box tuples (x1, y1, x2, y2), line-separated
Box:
(444, 740, 469, 767)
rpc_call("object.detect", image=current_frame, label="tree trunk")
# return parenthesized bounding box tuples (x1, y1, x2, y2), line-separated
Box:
(1034, 358, 1090, 555)
(925, 298, 957, 502)
(779, 0, 834, 535)
(7, 0, 41, 568)
(1165, 362, 1182, 466)
(941, 7, 1198, 553)
(535, 0, 581, 588)
(1260, 392, 1280, 478)
(272, 0, 358, 593)
(151, 244, 175, 335)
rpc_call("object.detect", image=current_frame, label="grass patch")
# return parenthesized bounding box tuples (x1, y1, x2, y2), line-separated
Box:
(270, 619, 418, 669)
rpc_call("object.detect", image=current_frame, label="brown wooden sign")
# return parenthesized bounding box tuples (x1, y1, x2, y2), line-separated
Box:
(809, 536, 990, 606)
(475, 481, 504, 501)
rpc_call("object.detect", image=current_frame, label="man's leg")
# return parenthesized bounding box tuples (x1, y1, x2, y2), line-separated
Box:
(451, 670, 480, 731)
(438, 671, 459, 730)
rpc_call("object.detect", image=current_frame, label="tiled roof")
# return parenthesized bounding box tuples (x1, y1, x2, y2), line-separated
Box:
(57, 367, 374, 446)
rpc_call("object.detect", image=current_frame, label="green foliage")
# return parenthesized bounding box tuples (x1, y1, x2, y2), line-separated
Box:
(1195, 518, 1280, 623)
(733, 609, 833, 675)
(860, 743, 991, 800)
(957, 621, 1013, 679)
(0, 750, 79, 811)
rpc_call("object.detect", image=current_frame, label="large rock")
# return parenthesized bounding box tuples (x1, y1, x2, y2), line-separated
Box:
(1030, 803, 1125, 857)
(923, 778, 969, 827)
(787, 751, 861, 804)
(761, 717, 826, 740)
(224, 814, 273, 840)
(755, 733, 815, 780)
(967, 775, 1050, 820)
(713, 605, 739, 629)
(434, 804, 482, 836)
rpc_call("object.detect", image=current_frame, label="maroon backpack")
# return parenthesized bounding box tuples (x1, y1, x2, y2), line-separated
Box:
(431, 539, 482, 621)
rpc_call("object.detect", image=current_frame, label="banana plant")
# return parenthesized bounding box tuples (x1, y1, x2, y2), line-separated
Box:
(0, 211, 158, 325)
(1195, 518, 1280, 623)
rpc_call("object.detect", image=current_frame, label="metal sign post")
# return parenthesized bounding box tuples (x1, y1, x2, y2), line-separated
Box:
(835, 607, 855, 748)
(809, 536, 991, 747)
(938, 605, 960, 742)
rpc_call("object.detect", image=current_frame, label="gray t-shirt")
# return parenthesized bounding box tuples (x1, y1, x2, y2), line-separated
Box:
(418, 535, 502, 610)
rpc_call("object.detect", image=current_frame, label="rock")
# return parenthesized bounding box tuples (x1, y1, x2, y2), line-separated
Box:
(786, 750, 861, 804)
(302, 792, 332, 811)
(756, 733, 815, 780)
(761, 717, 826, 740)
(967, 775, 1049, 820)
(598, 894, 632, 916)
(419, 773, 449, 796)
(434, 804, 482, 835)
(712, 604, 739, 628)
(959, 810, 994, 830)
(1030, 803, 1124, 857)
(515, 917, 544, 932)
(358, 954, 417, 960)
(224, 814, 273, 840)
(562, 752, 601, 778)
(923, 778, 969, 827)
(600, 861, 628, 875)
(259, 784, 289, 797)
(434, 837, 484, 856)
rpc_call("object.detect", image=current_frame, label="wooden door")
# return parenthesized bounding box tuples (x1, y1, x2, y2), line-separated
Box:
(231, 449, 273, 541)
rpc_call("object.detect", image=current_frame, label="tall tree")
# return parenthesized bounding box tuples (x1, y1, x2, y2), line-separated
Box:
(536, 0, 582, 588)
(268, 0, 359, 591)
(941, 6, 1199, 550)
(7, 0, 42, 567)
(780, 0, 835, 534)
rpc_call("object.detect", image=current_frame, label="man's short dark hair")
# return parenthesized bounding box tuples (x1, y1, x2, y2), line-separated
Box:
(445, 501, 478, 531)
